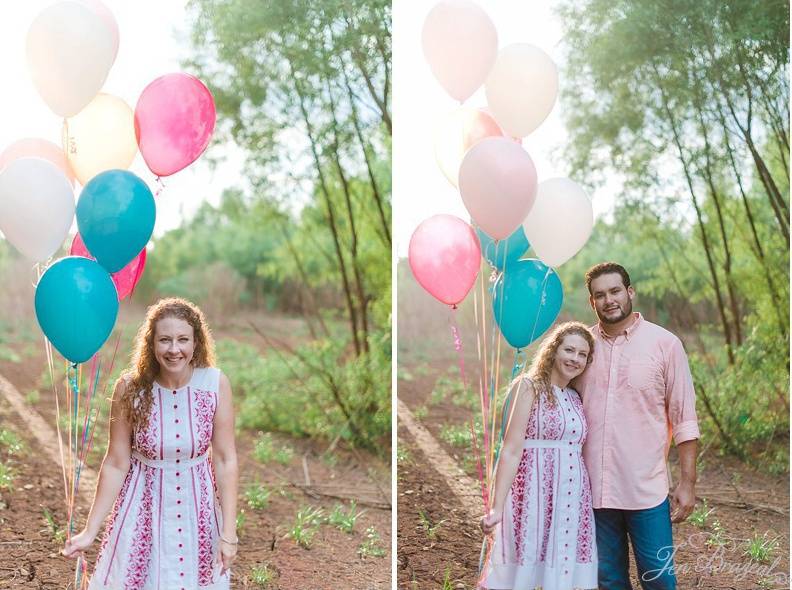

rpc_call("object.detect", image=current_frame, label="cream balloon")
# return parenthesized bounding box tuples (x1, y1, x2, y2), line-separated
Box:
(0, 138, 76, 187)
(485, 44, 559, 138)
(522, 178, 593, 268)
(434, 107, 504, 187)
(63, 94, 138, 185)
(421, 0, 498, 102)
(76, 0, 120, 64)
(0, 158, 74, 262)
(26, 1, 115, 117)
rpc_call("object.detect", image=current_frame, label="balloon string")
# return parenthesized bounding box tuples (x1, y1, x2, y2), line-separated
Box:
(448, 307, 468, 391)
(154, 176, 165, 198)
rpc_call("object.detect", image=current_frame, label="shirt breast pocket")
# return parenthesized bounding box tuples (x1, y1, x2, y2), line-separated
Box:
(624, 358, 663, 393)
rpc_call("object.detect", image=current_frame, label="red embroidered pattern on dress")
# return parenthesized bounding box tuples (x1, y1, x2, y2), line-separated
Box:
(124, 466, 155, 589)
(511, 450, 529, 562)
(576, 462, 594, 563)
(96, 465, 134, 563)
(542, 397, 564, 440)
(538, 448, 555, 562)
(192, 388, 215, 455)
(134, 391, 160, 460)
(196, 462, 215, 586)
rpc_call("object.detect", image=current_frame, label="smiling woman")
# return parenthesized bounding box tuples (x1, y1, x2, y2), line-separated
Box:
(62, 298, 239, 590)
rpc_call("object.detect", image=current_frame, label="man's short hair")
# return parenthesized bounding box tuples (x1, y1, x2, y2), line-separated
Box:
(585, 262, 631, 294)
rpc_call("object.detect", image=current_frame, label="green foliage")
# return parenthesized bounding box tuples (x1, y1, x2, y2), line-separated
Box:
(289, 506, 324, 549)
(0, 462, 15, 490)
(250, 563, 277, 587)
(357, 525, 386, 558)
(42, 508, 66, 545)
(418, 510, 446, 540)
(744, 533, 780, 563)
(245, 483, 272, 510)
(439, 423, 482, 449)
(686, 499, 713, 528)
(327, 501, 363, 533)
(223, 333, 390, 452)
(0, 430, 23, 456)
(252, 432, 294, 466)
(705, 519, 727, 548)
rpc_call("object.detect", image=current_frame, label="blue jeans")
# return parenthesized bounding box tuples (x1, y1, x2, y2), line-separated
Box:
(594, 497, 676, 590)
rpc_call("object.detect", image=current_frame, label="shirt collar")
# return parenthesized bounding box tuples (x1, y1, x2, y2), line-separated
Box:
(597, 312, 643, 341)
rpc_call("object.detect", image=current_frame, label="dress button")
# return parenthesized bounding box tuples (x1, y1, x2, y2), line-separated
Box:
(176, 472, 180, 476)
(176, 449, 181, 453)
(173, 390, 177, 394)
(179, 528, 182, 532)
(177, 499, 182, 504)
(176, 459, 181, 463)
(176, 434, 181, 439)
(179, 543, 183, 548)
(174, 404, 178, 409)
(177, 514, 182, 518)
(175, 419, 180, 424)
(179, 557, 184, 562)
(176, 486, 181, 491)
(180, 573, 184, 577)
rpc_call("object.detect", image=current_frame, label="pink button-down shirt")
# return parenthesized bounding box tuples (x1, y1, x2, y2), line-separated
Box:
(573, 313, 700, 510)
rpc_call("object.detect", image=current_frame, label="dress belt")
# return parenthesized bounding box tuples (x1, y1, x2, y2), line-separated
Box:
(523, 440, 582, 450)
(132, 450, 209, 469)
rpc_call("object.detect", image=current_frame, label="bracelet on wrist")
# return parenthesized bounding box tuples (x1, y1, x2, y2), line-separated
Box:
(220, 534, 239, 545)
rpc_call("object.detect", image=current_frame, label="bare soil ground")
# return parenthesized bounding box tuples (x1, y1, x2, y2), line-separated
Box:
(0, 309, 391, 590)
(397, 357, 790, 590)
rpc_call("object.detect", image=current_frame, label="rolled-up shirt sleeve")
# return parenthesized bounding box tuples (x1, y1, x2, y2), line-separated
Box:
(665, 337, 701, 445)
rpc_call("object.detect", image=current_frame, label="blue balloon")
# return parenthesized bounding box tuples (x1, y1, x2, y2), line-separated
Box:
(76, 170, 156, 273)
(476, 226, 530, 270)
(35, 257, 119, 363)
(492, 259, 563, 349)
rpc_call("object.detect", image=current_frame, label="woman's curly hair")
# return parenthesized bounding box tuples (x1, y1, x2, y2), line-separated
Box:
(118, 298, 216, 431)
(523, 321, 595, 406)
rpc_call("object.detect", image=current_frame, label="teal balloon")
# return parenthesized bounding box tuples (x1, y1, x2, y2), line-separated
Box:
(35, 257, 118, 363)
(492, 258, 563, 349)
(476, 226, 530, 270)
(76, 170, 155, 273)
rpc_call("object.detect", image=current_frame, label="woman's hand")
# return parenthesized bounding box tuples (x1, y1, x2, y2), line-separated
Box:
(217, 537, 238, 575)
(62, 528, 96, 558)
(479, 509, 502, 535)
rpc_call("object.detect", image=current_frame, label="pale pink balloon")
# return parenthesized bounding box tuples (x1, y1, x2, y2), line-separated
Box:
(462, 109, 503, 152)
(458, 137, 537, 240)
(76, 0, 119, 63)
(135, 73, 216, 177)
(409, 214, 481, 307)
(70, 233, 146, 300)
(421, 0, 498, 102)
(0, 138, 75, 187)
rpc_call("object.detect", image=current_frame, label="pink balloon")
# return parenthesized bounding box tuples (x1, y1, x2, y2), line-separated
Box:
(0, 138, 76, 187)
(70, 233, 146, 300)
(458, 137, 537, 240)
(76, 0, 119, 63)
(462, 109, 503, 152)
(409, 214, 481, 307)
(135, 73, 216, 177)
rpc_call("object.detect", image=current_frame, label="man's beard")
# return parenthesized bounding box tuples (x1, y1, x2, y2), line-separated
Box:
(597, 299, 633, 324)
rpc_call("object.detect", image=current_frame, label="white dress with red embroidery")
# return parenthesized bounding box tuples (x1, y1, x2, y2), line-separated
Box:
(482, 383, 598, 590)
(89, 367, 230, 590)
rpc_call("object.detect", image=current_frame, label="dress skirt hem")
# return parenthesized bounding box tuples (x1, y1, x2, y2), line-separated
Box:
(481, 561, 598, 590)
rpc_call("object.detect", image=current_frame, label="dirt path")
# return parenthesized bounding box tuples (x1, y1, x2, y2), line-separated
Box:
(0, 322, 391, 590)
(397, 359, 790, 590)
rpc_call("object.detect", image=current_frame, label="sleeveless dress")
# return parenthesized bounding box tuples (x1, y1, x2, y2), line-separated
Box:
(89, 367, 230, 590)
(481, 383, 598, 590)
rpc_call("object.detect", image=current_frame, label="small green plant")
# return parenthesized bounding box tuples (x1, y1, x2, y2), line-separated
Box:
(0, 462, 15, 490)
(0, 345, 21, 363)
(415, 363, 431, 377)
(0, 430, 23, 455)
(253, 433, 276, 464)
(245, 483, 272, 510)
(439, 424, 471, 448)
(274, 445, 294, 466)
(236, 509, 247, 533)
(42, 508, 65, 544)
(25, 390, 40, 404)
(358, 525, 386, 558)
(289, 506, 324, 548)
(705, 519, 727, 548)
(398, 367, 414, 382)
(413, 405, 428, 420)
(418, 509, 446, 540)
(396, 446, 412, 464)
(686, 499, 713, 528)
(322, 452, 339, 468)
(744, 532, 780, 563)
(441, 566, 454, 590)
(250, 563, 277, 587)
(328, 501, 363, 533)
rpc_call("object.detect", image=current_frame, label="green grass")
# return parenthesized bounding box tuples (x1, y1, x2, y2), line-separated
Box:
(396, 446, 412, 464)
(705, 519, 727, 548)
(418, 509, 446, 540)
(327, 501, 363, 534)
(42, 508, 65, 544)
(236, 509, 247, 534)
(25, 389, 40, 404)
(441, 566, 454, 590)
(413, 405, 428, 420)
(289, 506, 324, 548)
(744, 533, 780, 563)
(250, 563, 277, 587)
(358, 525, 386, 558)
(0, 430, 23, 456)
(0, 344, 21, 363)
(245, 483, 272, 510)
(252, 433, 294, 466)
(439, 424, 471, 448)
(0, 462, 15, 490)
(686, 499, 713, 528)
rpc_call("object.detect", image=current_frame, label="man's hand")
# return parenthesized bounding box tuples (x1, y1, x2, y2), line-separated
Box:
(670, 481, 696, 523)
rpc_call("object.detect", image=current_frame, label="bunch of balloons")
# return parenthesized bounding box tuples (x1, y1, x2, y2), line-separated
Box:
(410, 0, 595, 349)
(0, 0, 216, 364)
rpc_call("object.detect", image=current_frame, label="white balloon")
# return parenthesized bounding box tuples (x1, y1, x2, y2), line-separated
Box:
(422, 0, 498, 102)
(522, 178, 593, 268)
(486, 44, 559, 138)
(26, 1, 115, 117)
(0, 158, 75, 262)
